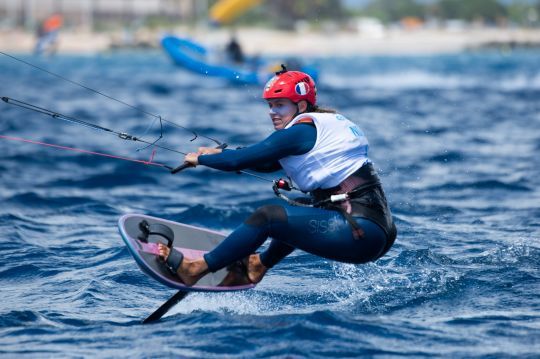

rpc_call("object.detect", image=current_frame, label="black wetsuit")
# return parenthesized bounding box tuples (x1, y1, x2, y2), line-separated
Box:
(198, 123, 396, 271)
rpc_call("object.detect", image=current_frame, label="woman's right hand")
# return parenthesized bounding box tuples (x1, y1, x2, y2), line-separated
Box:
(197, 147, 223, 155)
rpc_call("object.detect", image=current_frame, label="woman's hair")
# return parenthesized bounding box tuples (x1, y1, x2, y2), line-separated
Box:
(306, 103, 337, 114)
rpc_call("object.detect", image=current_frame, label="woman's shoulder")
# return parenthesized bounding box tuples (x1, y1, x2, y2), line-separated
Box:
(293, 117, 315, 125)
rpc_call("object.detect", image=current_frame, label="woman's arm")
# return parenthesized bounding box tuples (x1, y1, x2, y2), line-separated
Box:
(197, 124, 316, 172)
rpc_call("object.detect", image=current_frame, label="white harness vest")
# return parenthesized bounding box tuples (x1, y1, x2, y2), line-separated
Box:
(279, 112, 369, 192)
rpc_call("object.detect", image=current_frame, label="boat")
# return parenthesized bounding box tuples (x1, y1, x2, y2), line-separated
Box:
(161, 35, 318, 85)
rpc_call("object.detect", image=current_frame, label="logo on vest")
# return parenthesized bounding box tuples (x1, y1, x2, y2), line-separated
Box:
(349, 125, 364, 137)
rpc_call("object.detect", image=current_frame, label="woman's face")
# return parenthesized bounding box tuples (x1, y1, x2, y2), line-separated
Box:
(266, 98, 298, 130)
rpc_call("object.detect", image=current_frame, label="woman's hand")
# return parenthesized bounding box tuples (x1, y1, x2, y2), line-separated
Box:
(184, 152, 199, 166)
(197, 147, 223, 155)
(184, 147, 222, 167)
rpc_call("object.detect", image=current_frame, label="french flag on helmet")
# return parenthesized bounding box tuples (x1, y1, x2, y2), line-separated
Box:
(262, 69, 317, 106)
(295, 82, 310, 96)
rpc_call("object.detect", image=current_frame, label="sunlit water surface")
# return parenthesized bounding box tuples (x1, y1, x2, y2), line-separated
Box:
(0, 50, 539, 358)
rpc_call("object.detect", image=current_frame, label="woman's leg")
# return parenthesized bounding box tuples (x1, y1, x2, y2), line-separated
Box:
(203, 205, 288, 271)
(259, 205, 387, 265)
(159, 203, 387, 285)
(158, 205, 290, 285)
(205, 204, 387, 271)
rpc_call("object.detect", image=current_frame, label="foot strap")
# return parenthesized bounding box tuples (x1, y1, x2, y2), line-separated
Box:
(220, 256, 252, 286)
(166, 248, 184, 275)
(138, 220, 175, 247)
(226, 257, 249, 275)
(138, 220, 184, 275)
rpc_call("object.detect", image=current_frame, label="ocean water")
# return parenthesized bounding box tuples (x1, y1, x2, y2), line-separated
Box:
(0, 49, 539, 358)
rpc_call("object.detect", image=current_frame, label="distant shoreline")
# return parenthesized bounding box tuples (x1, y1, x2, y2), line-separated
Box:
(1, 27, 539, 56)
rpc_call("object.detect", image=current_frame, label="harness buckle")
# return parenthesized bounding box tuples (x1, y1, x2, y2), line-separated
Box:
(275, 178, 292, 191)
(330, 193, 349, 202)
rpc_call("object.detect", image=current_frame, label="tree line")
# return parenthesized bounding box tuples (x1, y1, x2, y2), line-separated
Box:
(232, 0, 540, 28)
(356, 0, 540, 25)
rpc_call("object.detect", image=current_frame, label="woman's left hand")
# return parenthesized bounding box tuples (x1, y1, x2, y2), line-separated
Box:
(184, 152, 199, 166)
(197, 147, 223, 155)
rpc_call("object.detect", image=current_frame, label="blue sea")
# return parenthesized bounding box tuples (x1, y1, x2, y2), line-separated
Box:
(0, 49, 539, 358)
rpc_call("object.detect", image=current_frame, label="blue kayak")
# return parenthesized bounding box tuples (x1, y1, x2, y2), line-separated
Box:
(161, 35, 318, 85)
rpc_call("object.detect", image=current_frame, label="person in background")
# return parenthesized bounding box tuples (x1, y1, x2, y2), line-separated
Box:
(225, 33, 245, 64)
(34, 14, 63, 56)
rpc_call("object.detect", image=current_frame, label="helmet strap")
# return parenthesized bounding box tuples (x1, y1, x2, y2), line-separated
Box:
(281, 107, 299, 129)
(293, 104, 300, 118)
(294, 100, 309, 116)
(279, 104, 301, 129)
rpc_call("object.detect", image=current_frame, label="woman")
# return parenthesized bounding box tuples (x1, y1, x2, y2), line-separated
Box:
(159, 67, 397, 286)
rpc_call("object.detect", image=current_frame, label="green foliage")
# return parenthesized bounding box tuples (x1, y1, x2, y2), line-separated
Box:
(263, 0, 345, 29)
(506, 1, 533, 24)
(362, 0, 424, 23)
(214, 0, 540, 27)
(432, 0, 507, 22)
(344, 0, 540, 26)
(276, 0, 344, 20)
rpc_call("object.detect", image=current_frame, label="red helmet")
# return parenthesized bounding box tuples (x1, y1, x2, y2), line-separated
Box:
(262, 68, 317, 106)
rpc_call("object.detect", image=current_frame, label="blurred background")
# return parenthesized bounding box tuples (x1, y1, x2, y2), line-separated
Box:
(0, 0, 539, 55)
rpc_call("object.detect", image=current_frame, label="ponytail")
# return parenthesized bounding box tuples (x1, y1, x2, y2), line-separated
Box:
(306, 103, 337, 114)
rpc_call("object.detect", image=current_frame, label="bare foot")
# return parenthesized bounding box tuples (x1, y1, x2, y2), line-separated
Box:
(157, 243, 209, 286)
(219, 264, 252, 286)
(247, 254, 268, 284)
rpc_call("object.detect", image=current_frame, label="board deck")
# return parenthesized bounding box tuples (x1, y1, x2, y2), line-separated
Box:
(118, 214, 255, 292)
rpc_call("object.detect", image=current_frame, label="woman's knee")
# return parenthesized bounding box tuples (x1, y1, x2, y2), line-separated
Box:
(244, 205, 287, 227)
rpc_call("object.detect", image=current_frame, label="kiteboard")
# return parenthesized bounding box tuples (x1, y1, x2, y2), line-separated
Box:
(118, 213, 255, 322)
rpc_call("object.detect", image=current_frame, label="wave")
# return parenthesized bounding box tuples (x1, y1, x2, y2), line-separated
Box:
(426, 179, 531, 192)
(0, 310, 44, 327)
(324, 70, 540, 91)
(1, 52, 538, 357)
(45, 172, 159, 189)
(426, 150, 465, 163)
(3, 192, 100, 210)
